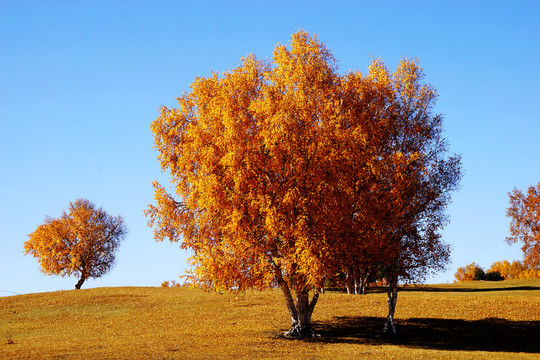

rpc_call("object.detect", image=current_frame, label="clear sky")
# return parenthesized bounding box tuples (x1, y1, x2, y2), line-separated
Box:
(1, 1, 539, 296)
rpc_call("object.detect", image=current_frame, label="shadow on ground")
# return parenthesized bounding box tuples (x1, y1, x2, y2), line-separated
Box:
(357, 285, 540, 294)
(326, 286, 540, 295)
(399, 286, 540, 293)
(311, 316, 540, 353)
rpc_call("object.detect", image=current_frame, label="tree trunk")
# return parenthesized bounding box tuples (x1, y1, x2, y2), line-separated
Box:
(359, 280, 366, 295)
(271, 258, 319, 338)
(278, 282, 320, 338)
(278, 279, 299, 331)
(295, 290, 312, 336)
(345, 269, 352, 294)
(75, 276, 86, 290)
(345, 267, 355, 295)
(383, 277, 398, 336)
(359, 268, 371, 295)
(307, 290, 319, 324)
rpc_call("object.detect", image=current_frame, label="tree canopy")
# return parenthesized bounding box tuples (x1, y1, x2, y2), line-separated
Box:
(146, 31, 461, 337)
(25, 199, 127, 289)
(507, 182, 540, 267)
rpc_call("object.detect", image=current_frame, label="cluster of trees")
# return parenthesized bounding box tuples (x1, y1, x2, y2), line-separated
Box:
(145, 31, 462, 337)
(455, 260, 540, 282)
(490, 260, 540, 279)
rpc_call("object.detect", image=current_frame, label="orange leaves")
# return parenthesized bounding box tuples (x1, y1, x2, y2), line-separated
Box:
(147, 31, 461, 296)
(487, 260, 539, 280)
(454, 262, 484, 282)
(24, 199, 127, 288)
(456, 260, 540, 282)
(506, 182, 540, 267)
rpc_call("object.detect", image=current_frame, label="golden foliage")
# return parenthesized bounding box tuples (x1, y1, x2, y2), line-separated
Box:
(506, 182, 540, 267)
(161, 280, 182, 288)
(489, 260, 540, 280)
(24, 199, 127, 289)
(147, 31, 460, 293)
(454, 262, 484, 282)
(455, 260, 540, 282)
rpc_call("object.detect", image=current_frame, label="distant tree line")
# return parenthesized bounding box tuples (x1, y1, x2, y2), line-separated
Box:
(454, 260, 540, 282)
(161, 280, 184, 288)
(455, 182, 540, 283)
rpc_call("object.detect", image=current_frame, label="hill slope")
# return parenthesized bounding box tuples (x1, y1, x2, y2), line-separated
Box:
(1, 280, 539, 359)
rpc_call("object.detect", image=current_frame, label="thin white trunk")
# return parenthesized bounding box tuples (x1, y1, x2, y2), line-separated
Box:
(383, 277, 398, 336)
(271, 259, 299, 330)
(279, 281, 299, 328)
(345, 269, 352, 294)
(359, 268, 371, 295)
(307, 290, 320, 324)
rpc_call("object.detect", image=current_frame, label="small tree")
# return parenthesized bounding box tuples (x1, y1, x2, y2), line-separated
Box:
(488, 260, 512, 279)
(454, 262, 484, 282)
(506, 182, 540, 267)
(25, 199, 127, 289)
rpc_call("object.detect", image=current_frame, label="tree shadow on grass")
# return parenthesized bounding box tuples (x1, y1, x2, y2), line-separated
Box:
(362, 285, 540, 294)
(312, 316, 540, 353)
(399, 286, 540, 293)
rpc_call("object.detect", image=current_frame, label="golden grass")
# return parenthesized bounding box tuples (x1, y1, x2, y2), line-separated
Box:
(1, 280, 539, 359)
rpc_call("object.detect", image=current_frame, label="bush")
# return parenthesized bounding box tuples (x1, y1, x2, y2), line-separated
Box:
(485, 271, 504, 281)
(473, 268, 486, 281)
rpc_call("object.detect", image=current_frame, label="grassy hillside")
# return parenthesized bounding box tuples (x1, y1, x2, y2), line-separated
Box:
(1, 280, 539, 359)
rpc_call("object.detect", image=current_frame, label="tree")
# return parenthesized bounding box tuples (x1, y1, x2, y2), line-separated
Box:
(488, 260, 512, 279)
(147, 32, 341, 337)
(146, 31, 460, 338)
(454, 262, 484, 282)
(506, 182, 540, 267)
(332, 58, 460, 335)
(24, 199, 127, 289)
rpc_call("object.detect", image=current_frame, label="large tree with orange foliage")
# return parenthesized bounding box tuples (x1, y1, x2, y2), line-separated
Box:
(25, 199, 127, 289)
(146, 31, 460, 337)
(506, 182, 540, 267)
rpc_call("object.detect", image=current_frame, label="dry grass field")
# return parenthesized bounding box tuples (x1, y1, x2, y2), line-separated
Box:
(1, 279, 539, 359)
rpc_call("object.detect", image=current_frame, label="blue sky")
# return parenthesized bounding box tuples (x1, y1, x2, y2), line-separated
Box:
(1, 1, 539, 296)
